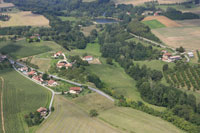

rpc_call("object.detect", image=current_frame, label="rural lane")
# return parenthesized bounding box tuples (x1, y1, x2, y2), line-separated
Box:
(9, 59, 114, 101)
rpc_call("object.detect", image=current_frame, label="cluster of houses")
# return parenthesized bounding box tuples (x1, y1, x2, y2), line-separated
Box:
(142, 10, 162, 16)
(18, 65, 83, 94)
(0, 54, 7, 62)
(18, 66, 58, 87)
(161, 50, 181, 62)
(54, 51, 94, 69)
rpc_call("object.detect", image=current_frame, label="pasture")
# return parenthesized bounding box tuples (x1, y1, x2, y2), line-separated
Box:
(69, 42, 101, 57)
(36, 95, 119, 133)
(142, 19, 166, 29)
(37, 93, 183, 133)
(99, 107, 184, 133)
(0, 69, 51, 133)
(0, 40, 60, 59)
(143, 16, 181, 27)
(81, 25, 98, 36)
(152, 19, 200, 50)
(86, 58, 165, 111)
(0, 11, 49, 27)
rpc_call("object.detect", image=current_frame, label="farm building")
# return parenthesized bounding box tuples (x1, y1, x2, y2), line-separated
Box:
(48, 80, 58, 87)
(83, 56, 93, 61)
(188, 52, 194, 58)
(69, 87, 82, 94)
(37, 107, 47, 117)
(54, 51, 63, 58)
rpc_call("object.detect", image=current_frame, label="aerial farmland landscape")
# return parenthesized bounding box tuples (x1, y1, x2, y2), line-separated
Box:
(0, 0, 200, 132)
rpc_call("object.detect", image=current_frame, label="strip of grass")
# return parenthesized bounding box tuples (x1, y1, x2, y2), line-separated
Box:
(143, 19, 166, 29)
(0, 69, 51, 133)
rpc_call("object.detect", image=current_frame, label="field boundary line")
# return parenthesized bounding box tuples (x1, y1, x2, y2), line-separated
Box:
(0, 77, 5, 133)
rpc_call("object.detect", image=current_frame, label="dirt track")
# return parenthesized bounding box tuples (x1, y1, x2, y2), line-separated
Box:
(0, 77, 5, 133)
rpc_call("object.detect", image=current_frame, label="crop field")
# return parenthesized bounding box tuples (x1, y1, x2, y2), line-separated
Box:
(113, 0, 190, 5)
(99, 107, 184, 133)
(142, 19, 166, 29)
(36, 95, 119, 133)
(152, 20, 200, 50)
(0, 2, 14, 8)
(37, 93, 183, 133)
(0, 11, 49, 27)
(0, 40, 61, 59)
(0, 69, 51, 133)
(143, 16, 181, 27)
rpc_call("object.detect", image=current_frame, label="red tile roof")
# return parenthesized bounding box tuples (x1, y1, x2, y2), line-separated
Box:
(84, 56, 93, 59)
(48, 80, 56, 85)
(28, 70, 36, 75)
(70, 87, 81, 91)
(37, 107, 47, 113)
(163, 53, 171, 56)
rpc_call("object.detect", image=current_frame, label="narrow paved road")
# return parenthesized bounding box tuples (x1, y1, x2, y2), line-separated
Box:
(10, 59, 114, 102)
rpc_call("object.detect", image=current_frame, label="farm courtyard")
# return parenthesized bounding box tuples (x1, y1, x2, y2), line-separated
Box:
(0, 11, 49, 27)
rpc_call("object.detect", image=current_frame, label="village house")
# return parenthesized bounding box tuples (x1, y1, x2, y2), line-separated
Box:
(37, 107, 47, 117)
(18, 66, 28, 72)
(69, 87, 82, 94)
(27, 70, 36, 76)
(142, 11, 154, 16)
(154, 11, 162, 16)
(83, 56, 93, 61)
(188, 52, 194, 58)
(56, 62, 72, 69)
(54, 51, 63, 58)
(32, 75, 43, 84)
(170, 56, 181, 61)
(0, 55, 7, 62)
(48, 80, 58, 87)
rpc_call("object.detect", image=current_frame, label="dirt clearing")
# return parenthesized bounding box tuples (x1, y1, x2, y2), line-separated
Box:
(143, 16, 181, 27)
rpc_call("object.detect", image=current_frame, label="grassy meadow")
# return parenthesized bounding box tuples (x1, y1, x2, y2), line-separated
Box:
(143, 19, 166, 29)
(0, 40, 61, 59)
(36, 93, 183, 133)
(36, 95, 119, 133)
(0, 69, 51, 133)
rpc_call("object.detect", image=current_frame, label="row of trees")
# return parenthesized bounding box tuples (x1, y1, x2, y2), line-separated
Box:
(164, 7, 200, 20)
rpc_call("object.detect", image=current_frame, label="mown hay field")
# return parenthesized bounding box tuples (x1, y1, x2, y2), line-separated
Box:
(152, 19, 200, 50)
(143, 16, 181, 27)
(0, 11, 49, 27)
(0, 69, 51, 133)
(37, 93, 184, 133)
(36, 95, 119, 133)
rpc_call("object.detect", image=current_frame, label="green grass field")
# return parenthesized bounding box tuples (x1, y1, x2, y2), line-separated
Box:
(36, 95, 119, 133)
(143, 19, 166, 29)
(0, 69, 51, 133)
(99, 107, 184, 133)
(0, 40, 61, 59)
(69, 42, 101, 57)
(0, 78, 3, 133)
(37, 93, 183, 133)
